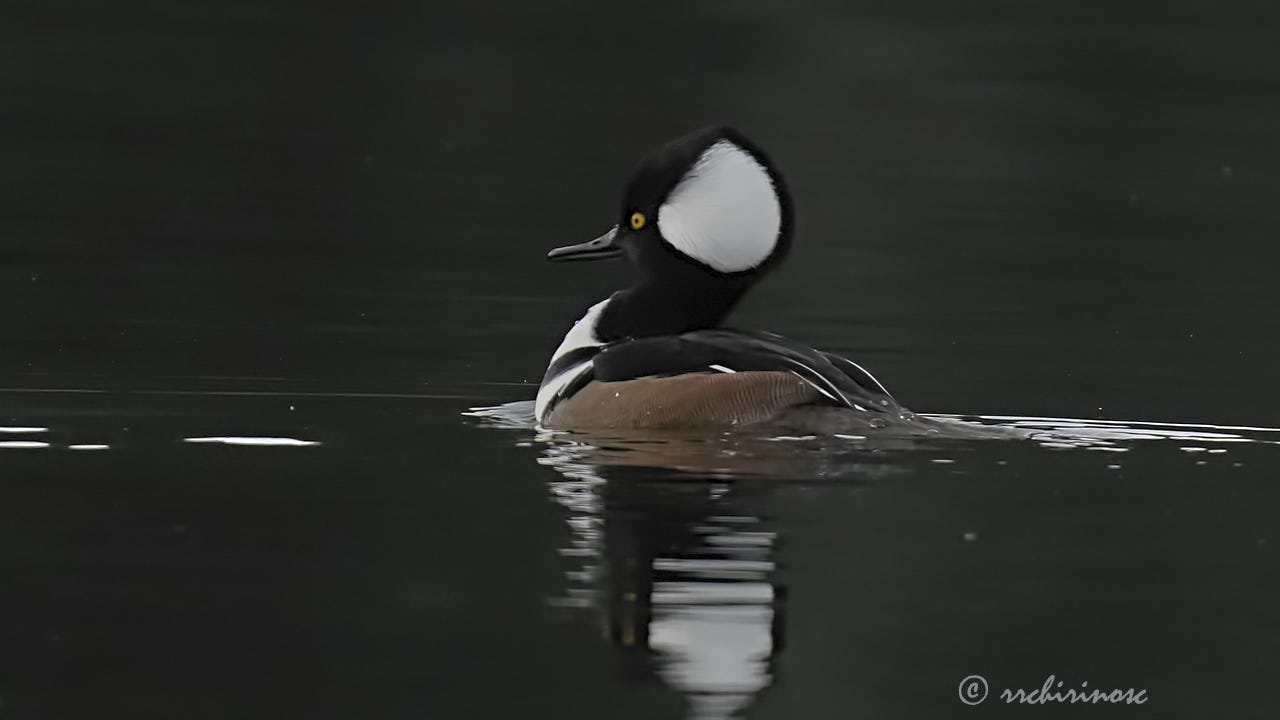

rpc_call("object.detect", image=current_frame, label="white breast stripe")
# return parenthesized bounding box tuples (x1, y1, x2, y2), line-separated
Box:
(535, 298, 609, 423)
(708, 364, 736, 373)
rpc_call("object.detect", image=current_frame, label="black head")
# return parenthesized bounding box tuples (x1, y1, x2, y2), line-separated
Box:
(548, 125, 794, 280)
(547, 126, 795, 340)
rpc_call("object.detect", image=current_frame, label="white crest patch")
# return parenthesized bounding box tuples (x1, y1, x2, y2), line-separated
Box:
(657, 140, 781, 273)
(535, 298, 609, 423)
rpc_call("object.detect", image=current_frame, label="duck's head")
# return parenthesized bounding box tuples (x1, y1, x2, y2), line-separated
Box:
(549, 126, 793, 281)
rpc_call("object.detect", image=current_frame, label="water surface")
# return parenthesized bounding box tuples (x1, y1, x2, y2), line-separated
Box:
(4, 1, 1280, 718)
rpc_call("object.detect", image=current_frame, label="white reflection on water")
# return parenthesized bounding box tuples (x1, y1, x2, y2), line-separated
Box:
(539, 443, 781, 720)
(0, 426, 49, 433)
(184, 436, 320, 447)
(936, 413, 1280, 451)
(649, 603, 774, 720)
(0, 441, 51, 449)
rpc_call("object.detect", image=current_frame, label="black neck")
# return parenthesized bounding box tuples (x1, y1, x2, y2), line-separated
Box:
(595, 277, 751, 342)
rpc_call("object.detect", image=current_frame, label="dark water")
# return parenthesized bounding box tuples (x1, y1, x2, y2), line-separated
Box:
(4, 1, 1280, 718)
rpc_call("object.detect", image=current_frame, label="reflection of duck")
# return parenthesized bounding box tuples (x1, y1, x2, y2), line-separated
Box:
(544, 450, 785, 720)
(536, 126, 923, 434)
(536, 426, 912, 481)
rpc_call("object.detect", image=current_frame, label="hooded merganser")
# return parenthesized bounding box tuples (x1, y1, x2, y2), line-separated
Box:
(536, 125, 909, 431)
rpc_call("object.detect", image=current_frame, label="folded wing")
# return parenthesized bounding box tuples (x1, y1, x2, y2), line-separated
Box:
(591, 329, 900, 414)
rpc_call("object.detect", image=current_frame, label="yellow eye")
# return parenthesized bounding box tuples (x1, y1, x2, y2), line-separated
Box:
(630, 212, 646, 230)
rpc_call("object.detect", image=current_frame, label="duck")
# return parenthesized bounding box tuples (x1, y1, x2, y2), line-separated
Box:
(534, 125, 917, 432)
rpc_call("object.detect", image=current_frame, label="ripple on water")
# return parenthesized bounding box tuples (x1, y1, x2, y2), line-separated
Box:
(184, 436, 321, 447)
(466, 401, 1280, 479)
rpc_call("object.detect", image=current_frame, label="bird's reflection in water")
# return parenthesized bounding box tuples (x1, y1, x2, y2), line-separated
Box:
(536, 430, 905, 720)
(543, 443, 784, 720)
(467, 402, 910, 718)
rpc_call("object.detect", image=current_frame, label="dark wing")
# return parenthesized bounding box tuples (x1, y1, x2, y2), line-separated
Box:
(591, 329, 901, 414)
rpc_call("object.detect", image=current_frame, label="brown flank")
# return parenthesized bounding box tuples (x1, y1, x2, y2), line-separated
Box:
(544, 371, 821, 430)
